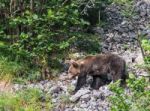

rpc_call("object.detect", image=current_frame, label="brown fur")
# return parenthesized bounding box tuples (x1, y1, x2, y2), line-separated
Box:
(67, 53, 127, 92)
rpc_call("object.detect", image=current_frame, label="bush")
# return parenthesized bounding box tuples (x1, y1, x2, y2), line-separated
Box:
(77, 0, 112, 26)
(70, 33, 101, 53)
(109, 74, 150, 111)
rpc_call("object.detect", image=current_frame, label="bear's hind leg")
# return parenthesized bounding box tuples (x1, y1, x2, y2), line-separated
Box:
(91, 76, 104, 89)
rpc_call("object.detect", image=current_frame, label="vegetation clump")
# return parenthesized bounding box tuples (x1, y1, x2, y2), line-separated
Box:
(0, 88, 53, 111)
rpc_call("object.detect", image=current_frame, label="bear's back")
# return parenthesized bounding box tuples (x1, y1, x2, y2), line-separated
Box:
(80, 53, 125, 75)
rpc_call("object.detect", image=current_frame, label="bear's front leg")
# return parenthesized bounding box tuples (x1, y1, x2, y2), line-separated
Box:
(74, 74, 86, 92)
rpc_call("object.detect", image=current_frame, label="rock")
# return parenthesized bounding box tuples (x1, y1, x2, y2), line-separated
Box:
(90, 101, 97, 107)
(71, 79, 77, 86)
(99, 86, 112, 97)
(28, 84, 34, 89)
(102, 44, 109, 50)
(80, 94, 91, 102)
(128, 24, 134, 31)
(93, 27, 104, 35)
(90, 96, 96, 102)
(49, 86, 62, 94)
(61, 85, 68, 92)
(70, 89, 90, 102)
(93, 90, 101, 99)
(52, 93, 58, 98)
(106, 33, 114, 38)
(65, 108, 74, 111)
(128, 32, 136, 39)
(37, 83, 44, 90)
(73, 107, 80, 111)
(140, 11, 147, 16)
(144, 0, 150, 5)
(133, 15, 140, 20)
(147, 29, 150, 34)
(13, 84, 23, 91)
(121, 20, 128, 25)
(81, 103, 88, 108)
(114, 26, 123, 33)
(40, 80, 48, 85)
(135, 52, 144, 64)
(59, 73, 68, 81)
(44, 82, 52, 92)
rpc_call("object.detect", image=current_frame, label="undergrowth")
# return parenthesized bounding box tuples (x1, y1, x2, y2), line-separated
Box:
(109, 74, 150, 111)
(0, 56, 41, 83)
(0, 88, 53, 111)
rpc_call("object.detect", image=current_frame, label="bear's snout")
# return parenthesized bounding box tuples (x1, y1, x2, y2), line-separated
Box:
(68, 74, 74, 79)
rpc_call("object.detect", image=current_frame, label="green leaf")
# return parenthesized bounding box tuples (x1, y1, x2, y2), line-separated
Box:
(47, 9, 54, 18)
(0, 41, 5, 46)
(59, 42, 69, 49)
(20, 33, 29, 39)
(33, 14, 38, 20)
(48, 46, 52, 51)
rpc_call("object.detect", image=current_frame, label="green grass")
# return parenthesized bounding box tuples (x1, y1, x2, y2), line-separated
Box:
(0, 56, 41, 83)
(0, 88, 53, 111)
(0, 56, 26, 81)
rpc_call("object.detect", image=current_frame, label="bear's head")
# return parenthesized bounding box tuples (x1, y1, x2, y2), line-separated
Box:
(66, 60, 83, 79)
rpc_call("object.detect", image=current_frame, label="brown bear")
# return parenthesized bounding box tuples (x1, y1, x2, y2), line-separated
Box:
(66, 53, 127, 92)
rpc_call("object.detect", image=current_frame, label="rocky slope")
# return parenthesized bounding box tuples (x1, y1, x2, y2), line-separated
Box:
(1, 0, 150, 111)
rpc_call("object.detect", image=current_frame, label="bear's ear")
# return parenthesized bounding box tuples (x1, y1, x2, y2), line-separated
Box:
(71, 60, 79, 68)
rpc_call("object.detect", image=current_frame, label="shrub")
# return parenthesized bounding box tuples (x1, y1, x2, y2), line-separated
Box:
(109, 74, 150, 111)
(70, 33, 101, 53)
(77, 0, 112, 26)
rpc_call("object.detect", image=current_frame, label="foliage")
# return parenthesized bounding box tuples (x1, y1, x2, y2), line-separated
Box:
(0, 56, 41, 83)
(142, 39, 150, 64)
(76, 0, 112, 26)
(112, 0, 134, 18)
(0, 88, 53, 111)
(142, 39, 150, 51)
(71, 33, 101, 53)
(0, 56, 26, 81)
(109, 74, 150, 111)
(112, 0, 132, 5)
(0, 0, 103, 80)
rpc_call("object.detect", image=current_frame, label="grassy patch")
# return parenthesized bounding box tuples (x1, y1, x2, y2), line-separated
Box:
(0, 88, 53, 111)
(0, 56, 41, 83)
(0, 56, 26, 81)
